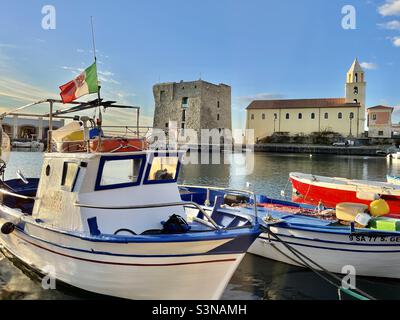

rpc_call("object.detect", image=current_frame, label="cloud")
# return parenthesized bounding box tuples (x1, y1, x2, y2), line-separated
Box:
(360, 62, 378, 69)
(392, 36, 400, 46)
(378, 0, 400, 16)
(378, 19, 400, 29)
(236, 93, 286, 107)
(0, 77, 57, 103)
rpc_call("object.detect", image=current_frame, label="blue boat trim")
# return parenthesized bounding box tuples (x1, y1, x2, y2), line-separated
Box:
(15, 226, 258, 258)
(11, 232, 238, 267)
(259, 236, 400, 253)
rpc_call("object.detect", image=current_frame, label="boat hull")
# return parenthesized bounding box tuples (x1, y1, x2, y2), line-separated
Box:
(249, 225, 400, 279)
(290, 175, 400, 217)
(0, 223, 250, 300)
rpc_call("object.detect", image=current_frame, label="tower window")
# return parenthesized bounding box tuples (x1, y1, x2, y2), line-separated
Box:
(182, 97, 188, 108)
(372, 114, 377, 120)
(217, 101, 220, 108)
(324, 113, 329, 119)
(286, 113, 290, 119)
(338, 112, 343, 119)
(165, 122, 169, 128)
(160, 90, 166, 102)
(217, 114, 220, 121)
(355, 73, 358, 82)
(311, 113, 315, 119)
(298, 113, 302, 119)
(350, 112, 354, 119)
(353, 99, 358, 104)
(182, 109, 186, 122)
(354, 87, 358, 95)
(262, 113, 266, 120)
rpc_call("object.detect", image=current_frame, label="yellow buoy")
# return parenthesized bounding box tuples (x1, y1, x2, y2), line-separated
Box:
(369, 199, 390, 217)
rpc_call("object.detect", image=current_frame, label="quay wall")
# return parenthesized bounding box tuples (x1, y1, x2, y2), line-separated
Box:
(253, 144, 389, 156)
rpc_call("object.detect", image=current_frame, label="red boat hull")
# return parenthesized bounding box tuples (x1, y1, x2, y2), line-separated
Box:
(290, 177, 400, 218)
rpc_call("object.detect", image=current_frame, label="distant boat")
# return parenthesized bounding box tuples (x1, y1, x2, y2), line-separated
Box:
(290, 172, 400, 216)
(387, 175, 400, 186)
(12, 140, 43, 149)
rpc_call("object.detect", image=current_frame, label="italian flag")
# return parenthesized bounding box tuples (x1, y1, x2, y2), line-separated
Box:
(59, 62, 98, 103)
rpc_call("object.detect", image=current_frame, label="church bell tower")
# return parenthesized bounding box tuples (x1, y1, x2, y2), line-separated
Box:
(345, 58, 366, 136)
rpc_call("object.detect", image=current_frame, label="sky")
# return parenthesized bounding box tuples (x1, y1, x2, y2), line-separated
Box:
(0, 0, 399, 129)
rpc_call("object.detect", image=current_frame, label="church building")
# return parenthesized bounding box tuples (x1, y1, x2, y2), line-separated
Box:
(246, 59, 366, 143)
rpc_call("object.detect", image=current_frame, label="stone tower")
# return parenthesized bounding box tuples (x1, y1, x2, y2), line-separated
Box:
(153, 80, 232, 144)
(345, 58, 366, 136)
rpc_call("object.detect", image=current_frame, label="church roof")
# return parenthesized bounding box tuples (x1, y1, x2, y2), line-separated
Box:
(246, 98, 360, 110)
(348, 58, 364, 74)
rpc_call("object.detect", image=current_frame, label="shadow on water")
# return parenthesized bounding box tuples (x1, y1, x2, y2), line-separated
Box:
(1, 151, 400, 299)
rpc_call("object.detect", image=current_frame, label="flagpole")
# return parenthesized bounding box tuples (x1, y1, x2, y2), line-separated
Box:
(90, 16, 102, 153)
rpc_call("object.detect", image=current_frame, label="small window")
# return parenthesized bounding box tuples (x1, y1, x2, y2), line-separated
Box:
(350, 112, 354, 119)
(378, 131, 384, 136)
(182, 97, 188, 108)
(286, 113, 290, 119)
(354, 86, 358, 95)
(251, 114, 254, 120)
(354, 99, 358, 103)
(160, 90, 166, 102)
(99, 158, 143, 188)
(262, 113, 266, 120)
(274, 113, 277, 120)
(298, 113, 302, 119)
(165, 122, 169, 128)
(311, 113, 315, 119)
(61, 162, 79, 190)
(324, 113, 329, 119)
(217, 114, 220, 121)
(355, 73, 358, 82)
(338, 112, 343, 119)
(217, 101, 220, 108)
(182, 109, 186, 122)
(45, 164, 51, 176)
(145, 156, 179, 184)
(372, 114, 377, 121)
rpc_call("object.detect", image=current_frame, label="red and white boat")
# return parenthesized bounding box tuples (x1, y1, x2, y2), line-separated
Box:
(290, 172, 400, 217)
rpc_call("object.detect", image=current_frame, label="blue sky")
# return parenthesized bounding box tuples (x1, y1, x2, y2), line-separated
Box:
(0, 0, 399, 128)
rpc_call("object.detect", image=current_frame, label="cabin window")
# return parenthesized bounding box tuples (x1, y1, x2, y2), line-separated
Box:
(95, 155, 146, 190)
(61, 162, 80, 191)
(144, 155, 180, 184)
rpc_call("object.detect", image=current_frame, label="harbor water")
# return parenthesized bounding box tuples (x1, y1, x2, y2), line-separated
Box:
(1, 151, 400, 300)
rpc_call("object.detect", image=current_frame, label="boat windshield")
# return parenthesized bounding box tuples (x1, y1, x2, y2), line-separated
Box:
(145, 156, 179, 183)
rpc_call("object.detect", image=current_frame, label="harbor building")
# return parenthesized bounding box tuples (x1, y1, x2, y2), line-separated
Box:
(153, 80, 232, 144)
(367, 105, 394, 138)
(246, 59, 366, 143)
(1, 115, 64, 141)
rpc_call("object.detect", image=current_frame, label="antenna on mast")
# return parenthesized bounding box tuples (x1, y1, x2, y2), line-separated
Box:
(90, 16, 97, 63)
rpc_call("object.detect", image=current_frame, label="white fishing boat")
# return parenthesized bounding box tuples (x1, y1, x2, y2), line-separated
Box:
(180, 186, 400, 279)
(0, 99, 260, 300)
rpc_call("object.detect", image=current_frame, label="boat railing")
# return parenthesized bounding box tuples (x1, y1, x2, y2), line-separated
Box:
(0, 188, 38, 201)
(178, 184, 259, 223)
(74, 200, 222, 230)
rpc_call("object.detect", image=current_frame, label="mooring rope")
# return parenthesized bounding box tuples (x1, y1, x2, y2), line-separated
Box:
(260, 224, 376, 300)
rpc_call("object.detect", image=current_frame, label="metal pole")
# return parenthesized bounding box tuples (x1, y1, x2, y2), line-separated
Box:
(137, 108, 140, 138)
(47, 100, 53, 152)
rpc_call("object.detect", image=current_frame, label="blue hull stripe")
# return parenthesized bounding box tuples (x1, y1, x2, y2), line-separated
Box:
(10, 227, 249, 258)
(259, 236, 400, 253)
(263, 231, 400, 247)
